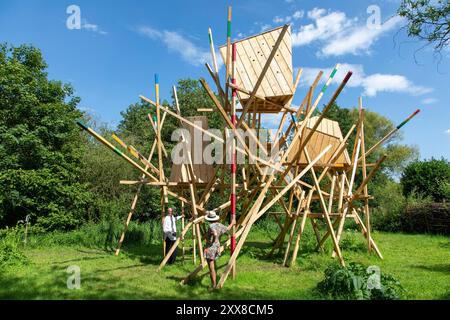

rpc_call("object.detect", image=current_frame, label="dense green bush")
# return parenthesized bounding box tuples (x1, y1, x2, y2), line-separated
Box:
(371, 180, 407, 231)
(0, 43, 94, 230)
(370, 176, 449, 235)
(401, 158, 450, 202)
(316, 262, 404, 300)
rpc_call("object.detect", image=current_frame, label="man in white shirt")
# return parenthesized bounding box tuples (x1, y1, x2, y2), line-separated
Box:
(162, 207, 183, 264)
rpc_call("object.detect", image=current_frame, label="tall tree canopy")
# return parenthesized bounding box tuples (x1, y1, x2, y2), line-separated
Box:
(398, 0, 450, 53)
(0, 44, 92, 230)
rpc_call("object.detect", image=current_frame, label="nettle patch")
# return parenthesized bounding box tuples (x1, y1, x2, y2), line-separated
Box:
(316, 262, 404, 300)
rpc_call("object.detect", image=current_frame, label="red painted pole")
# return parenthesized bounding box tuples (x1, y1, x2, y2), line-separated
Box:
(230, 42, 237, 277)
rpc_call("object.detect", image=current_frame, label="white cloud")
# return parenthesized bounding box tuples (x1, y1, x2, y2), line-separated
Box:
(273, 10, 304, 24)
(299, 63, 432, 97)
(363, 73, 431, 96)
(291, 7, 404, 57)
(137, 26, 221, 68)
(321, 16, 404, 56)
(260, 24, 272, 32)
(421, 97, 438, 104)
(292, 8, 354, 47)
(137, 26, 161, 39)
(446, 129, 450, 135)
(82, 20, 107, 35)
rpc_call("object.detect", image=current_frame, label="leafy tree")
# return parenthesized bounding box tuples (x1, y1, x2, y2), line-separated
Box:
(398, 0, 450, 54)
(401, 158, 450, 202)
(170, 78, 225, 130)
(325, 103, 419, 178)
(0, 43, 93, 230)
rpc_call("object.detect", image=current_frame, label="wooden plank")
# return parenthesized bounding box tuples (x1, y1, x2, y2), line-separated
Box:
(261, 31, 292, 95)
(246, 36, 281, 96)
(251, 33, 285, 95)
(235, 41, 268, 97)
(268, 26, 293, 72)
(271, 25, 292, 55)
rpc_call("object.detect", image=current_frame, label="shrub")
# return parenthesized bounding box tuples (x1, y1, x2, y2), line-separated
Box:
(340, 230, 366, 252)
(371, 180, 406, 232)
(0, 224, 29, 269)
(316, 262, 404, 300)
(401, 158, 450, 202)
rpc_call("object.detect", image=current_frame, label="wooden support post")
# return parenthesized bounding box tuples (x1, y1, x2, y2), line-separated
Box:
(358, 99, 371, 252)
(290, 190, 313, 266)
(328, 173, 337, 215)
(304, 149, 345, 266)
(115, 184, 143, 256)
(193, 221, 197, 264)
(181, 197, 185, 260)
(283, 192, 304, 266)
(352, 208, 383, 259)
(230, 42, 237, 279)
(172, 85, 205, 266)
(225, 6, 232, 93)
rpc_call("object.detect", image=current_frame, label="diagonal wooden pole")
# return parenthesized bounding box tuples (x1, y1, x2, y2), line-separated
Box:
(290, 189, 313, 266)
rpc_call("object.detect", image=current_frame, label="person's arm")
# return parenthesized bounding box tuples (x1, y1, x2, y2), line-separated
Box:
(175, 215, 183, 221)
(226, 221, 235, 232)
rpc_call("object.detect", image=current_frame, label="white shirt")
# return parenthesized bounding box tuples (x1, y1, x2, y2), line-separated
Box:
(163, 215, 182, 240)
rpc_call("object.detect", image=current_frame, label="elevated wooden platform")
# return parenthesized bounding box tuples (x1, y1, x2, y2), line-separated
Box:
(219, 25, 294, 113)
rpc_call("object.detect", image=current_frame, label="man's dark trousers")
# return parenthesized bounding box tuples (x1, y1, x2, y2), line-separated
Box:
(165, 237, 177, 264)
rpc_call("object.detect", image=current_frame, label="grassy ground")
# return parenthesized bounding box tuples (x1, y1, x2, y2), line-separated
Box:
(0, 224, 449, 300)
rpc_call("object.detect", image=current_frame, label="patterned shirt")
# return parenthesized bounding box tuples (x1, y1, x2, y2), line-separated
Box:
(204, 222, 229, 261)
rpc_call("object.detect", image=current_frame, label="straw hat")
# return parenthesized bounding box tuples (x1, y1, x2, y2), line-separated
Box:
(205, 210, 220, 222)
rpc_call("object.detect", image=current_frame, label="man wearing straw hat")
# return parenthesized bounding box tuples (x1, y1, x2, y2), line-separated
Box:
(204, 210, 234, 289)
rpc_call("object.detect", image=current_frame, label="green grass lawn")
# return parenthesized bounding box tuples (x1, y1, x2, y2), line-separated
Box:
(1, 228, 449, 300)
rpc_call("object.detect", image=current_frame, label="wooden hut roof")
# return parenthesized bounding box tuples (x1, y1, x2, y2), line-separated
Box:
(219, 25, 294, 113)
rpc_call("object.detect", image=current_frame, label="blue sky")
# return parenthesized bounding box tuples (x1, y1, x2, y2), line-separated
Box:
(0, 0, 449, 160)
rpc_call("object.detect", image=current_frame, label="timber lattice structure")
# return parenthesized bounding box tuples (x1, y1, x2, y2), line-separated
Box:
(76, 6, 421, 289)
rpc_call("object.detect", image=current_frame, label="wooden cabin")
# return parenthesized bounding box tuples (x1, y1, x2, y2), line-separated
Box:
(286, 117, 351, 167)
(169, 116, 215, 184)
(219, 25, 294, 113)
